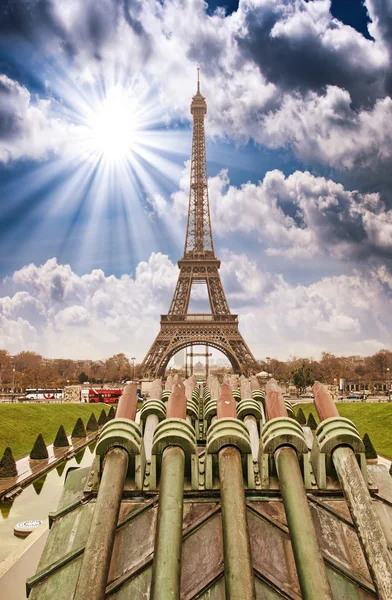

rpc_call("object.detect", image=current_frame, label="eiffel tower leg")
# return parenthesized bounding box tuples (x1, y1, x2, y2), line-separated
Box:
(141, 321, 259, 378)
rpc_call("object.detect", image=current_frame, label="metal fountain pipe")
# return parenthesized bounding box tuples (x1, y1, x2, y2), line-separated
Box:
(250, 376, 259, 391)
(241, 378, 259, 460)
(206, 378, 220, 427)
(313, 382, 392, 599)
(229, 374, 238, 392)
(250, 376, 266, 424)
(217, 384, 256, 600)
(184, 378, 193, 424)
(143, 379, 162, 461)
(74, 383, 138, 600)
(161, 374, 173, 405)
(150, 380, 187, 600)
(265, 379, 332, 600)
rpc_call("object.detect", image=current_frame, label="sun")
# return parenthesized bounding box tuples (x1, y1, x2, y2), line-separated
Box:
(87, 86, 139, 160)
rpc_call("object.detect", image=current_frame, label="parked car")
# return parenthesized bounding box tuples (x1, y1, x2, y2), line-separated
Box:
(299, 392, 314, 398)
(347, 393, 362, 399)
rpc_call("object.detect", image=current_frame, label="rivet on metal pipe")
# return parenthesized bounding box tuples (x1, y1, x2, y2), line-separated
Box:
(150, 380, 187, 600)
(264, 379, 332, 600)
(217, 384, 255, 600)
(74, 383, 138, 600)
(313, 382, 392, 600)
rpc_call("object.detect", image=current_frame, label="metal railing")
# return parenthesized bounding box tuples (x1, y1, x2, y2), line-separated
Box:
(161, 314, 238, 323)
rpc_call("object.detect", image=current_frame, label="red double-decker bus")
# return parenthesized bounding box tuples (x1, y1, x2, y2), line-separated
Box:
(80, 389, 123, 403)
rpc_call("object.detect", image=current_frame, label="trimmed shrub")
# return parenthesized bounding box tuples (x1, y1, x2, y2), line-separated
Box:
(389, 463, 392, 477)
(296, 408, 306, 425)
(107, 406, 116, 421)
(30, 433, 49, 460)
(363, 433, 377, 460)
(71, 417, 86, 439)
(86, 413, 99, 432)
(98, 409, 107, 427)
(33, 474, 47, 495)
(307, 413, 318, 431)
(53, 425, 70, 448)
(0, 447, 17, 478)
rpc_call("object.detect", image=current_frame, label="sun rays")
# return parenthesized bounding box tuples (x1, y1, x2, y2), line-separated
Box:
(1, 72, 191, 275)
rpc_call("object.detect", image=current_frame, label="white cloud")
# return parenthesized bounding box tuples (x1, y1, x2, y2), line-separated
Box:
(1, 253, 391, 361)
(0, 254, 178, 359)
(154, 165, 392, 263)
(1, 0, 392, 184)
(0, 74, 81, 163)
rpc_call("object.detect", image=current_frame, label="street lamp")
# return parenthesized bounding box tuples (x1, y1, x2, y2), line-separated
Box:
(131, 357, 136, 381)
(387, 368, 391, 401)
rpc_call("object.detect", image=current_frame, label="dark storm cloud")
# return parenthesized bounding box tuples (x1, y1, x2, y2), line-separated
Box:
(367, 0, 392, 96)
(0, 0, 147, 60)
(0, 76, 25, 139)
(238, 0, 388, 109)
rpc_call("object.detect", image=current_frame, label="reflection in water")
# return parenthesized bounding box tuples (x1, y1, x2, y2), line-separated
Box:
(56, 461, 66, 477)
(33, 474, 47, 496)
(88, 440, 97, 453)
(0, 444, 96, 562)
(0, 499, 14, 519)
(75, 448, 86, 465)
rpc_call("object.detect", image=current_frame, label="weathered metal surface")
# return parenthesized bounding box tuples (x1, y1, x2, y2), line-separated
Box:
(167, 380, 187, 419)
(74, 447, 129, 600)
(247, 505, 301, 598)
(217, 383, 237, 419)
(108, 504, 157, 583)
(115, 382, 138, 420)
(244, 414, 259, 459)
(28, 376, 392, 600)
(219, 446, 256, 600)
(312, 383, 392, 598)
(309, 501, 372, 586)
(150, 446, 185, 600)
(333, 447, 392, 599)
(275, 447, 333, 599)
(265, 378, 288, 420)
(29, 487, 392, 599)
(313, 381, 340, 421)
(181, 511, 224, 599)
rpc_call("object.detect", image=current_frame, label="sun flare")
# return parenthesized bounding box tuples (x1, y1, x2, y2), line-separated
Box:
(87, 86, 139, 160)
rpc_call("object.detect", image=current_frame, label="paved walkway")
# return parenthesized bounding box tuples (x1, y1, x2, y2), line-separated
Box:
(0, 433, 99, 500)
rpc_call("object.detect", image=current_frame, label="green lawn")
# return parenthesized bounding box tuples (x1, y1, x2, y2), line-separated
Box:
(296, 402, 392, 458)
(0, 404, 110, 460)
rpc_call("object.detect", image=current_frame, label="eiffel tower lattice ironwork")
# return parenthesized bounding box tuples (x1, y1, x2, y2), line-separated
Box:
(141, 72, 259, 377)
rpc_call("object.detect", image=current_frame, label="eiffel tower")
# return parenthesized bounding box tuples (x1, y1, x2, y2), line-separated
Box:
(141, 72, 259, 377)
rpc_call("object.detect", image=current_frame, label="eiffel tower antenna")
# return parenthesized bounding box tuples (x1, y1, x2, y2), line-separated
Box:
(141, 73, 259, 377)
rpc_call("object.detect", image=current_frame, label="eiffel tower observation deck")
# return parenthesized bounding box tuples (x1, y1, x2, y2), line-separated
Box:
(141, 72, 259, 377)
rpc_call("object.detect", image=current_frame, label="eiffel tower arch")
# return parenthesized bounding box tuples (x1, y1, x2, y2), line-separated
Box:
(141, 71, 259, 378)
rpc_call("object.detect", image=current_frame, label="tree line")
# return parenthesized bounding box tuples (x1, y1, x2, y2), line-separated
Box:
(0, 348, 391, 390)
(260, 350, 392, 388)
(0, 350, 142, 389)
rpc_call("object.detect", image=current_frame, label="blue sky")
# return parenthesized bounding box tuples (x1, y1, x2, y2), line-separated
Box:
(0, 0, 391, 362)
